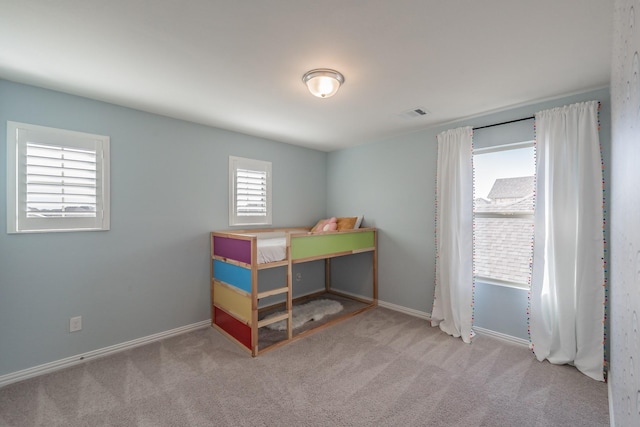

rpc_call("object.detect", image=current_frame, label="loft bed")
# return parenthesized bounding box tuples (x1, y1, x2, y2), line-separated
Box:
(210, 226, 377, 356)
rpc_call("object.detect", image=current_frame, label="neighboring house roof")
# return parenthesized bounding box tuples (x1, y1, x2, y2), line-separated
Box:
(487, 176, 534, 200)
(474, 216, 533, 284)
(475, 194, 534, 213)
(474, 197, 491, 206)
(474, 176, 535, 284)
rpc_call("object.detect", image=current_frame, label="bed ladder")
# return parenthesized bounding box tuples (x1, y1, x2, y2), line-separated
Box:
(250, 260, 293, 356)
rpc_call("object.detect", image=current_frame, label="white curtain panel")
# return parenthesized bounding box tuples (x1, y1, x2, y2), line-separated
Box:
(531, 101, 605, 381)
(431, 126, 474, 343)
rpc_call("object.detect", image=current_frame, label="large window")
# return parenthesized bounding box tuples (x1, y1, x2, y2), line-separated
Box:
(6, 121, 110, 233)
(229, 156, 272, 226)
(473, 142, 535, 288)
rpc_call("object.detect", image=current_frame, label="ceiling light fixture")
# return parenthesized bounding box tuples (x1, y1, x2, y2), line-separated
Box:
(302, 68, 345, 98)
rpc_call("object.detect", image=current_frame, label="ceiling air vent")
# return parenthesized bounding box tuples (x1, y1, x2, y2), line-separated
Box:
(399, 107, 430, 119)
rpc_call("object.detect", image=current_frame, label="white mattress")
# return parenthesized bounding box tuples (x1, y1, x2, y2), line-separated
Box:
(256, 233, 287, 264)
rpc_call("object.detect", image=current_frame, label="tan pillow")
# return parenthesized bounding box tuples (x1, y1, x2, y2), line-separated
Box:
(336, 217, 357, 230)
(311, 219, 326, 232)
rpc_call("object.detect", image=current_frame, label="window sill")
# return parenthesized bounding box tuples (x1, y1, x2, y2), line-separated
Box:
(474, 277, 530, 290)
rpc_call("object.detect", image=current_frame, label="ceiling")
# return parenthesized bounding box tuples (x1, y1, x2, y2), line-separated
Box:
(0, 1, 613, 152)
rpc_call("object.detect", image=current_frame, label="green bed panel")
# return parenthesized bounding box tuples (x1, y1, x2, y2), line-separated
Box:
(291, 231, 375, 260)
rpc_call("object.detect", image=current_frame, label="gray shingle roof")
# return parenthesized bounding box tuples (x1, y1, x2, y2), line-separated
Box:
(475, 194, 534, 213)
(474, 217, 533, 283)
(487, 176, 534, 200)
(474, 176, 535, 284)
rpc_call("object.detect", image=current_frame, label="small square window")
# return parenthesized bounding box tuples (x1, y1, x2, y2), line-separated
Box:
(6, 121, 110, 233)
(229, 156, 272, 226)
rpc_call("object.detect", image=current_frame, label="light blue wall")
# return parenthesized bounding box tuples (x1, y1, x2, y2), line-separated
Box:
(327, 87, 611, 338)
(473, 282, 529, 339)
(0, 80, 327, 376)
(0, 79, 612, 376)
(327, 130, 438, 311)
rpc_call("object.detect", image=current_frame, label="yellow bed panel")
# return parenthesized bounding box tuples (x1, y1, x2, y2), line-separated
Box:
(213, 281, 251, 324)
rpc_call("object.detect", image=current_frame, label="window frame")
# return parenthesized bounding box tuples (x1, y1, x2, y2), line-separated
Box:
(6, 121, 110, 234)
(228, 156, 272, 227)
(473, 140, 535, 289)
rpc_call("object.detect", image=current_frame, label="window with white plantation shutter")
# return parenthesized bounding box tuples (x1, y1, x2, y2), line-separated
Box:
(236, 168, 268, 217)
(229, 156, 272, 226)
(26, 143, 98, 218)
(7, 121, 110, 233)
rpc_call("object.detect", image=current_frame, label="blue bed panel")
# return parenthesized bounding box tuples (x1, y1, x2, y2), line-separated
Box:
(213, 259, 252, 293)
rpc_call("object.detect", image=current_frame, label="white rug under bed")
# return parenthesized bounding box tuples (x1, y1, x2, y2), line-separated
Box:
(263, 299, 343, 331)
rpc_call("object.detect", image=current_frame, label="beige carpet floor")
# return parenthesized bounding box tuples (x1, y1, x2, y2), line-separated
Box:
(0, 307, 609, 426)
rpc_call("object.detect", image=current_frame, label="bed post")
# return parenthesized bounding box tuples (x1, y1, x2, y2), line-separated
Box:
(373, 229, 378, 304)
(250, 236, 259, 356)
(210, 232, 215, 326)
(325, 258, 331, 292)
(286, 232, 293, 340)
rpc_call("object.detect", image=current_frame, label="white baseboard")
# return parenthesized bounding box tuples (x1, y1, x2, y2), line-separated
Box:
(377, 299, 431, 320)
(608, 376, 615, 427)
(473, 326, 530, 347)
(312, 288, 433, 322)
(328, 288, 374, 302)
(0, 319, 211, 388)
(376, 304, 528, 347)
(376, 300, 530, 347)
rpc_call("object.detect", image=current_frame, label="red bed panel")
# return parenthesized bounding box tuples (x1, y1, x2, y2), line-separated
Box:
(214, 306, 252, 350)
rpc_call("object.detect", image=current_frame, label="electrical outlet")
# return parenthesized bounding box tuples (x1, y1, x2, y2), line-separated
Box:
(69, 316, 82, 332)
(296, 272, 302, 282)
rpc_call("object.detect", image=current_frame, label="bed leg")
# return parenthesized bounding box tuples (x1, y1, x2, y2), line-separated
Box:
(325, 258, 331, 292)
(287, 250, 293, 340)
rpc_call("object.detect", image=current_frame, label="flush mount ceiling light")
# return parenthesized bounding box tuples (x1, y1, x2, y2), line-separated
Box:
(302, 68, 345, 98)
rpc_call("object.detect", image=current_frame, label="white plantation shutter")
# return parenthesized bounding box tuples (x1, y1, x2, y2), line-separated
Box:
(26, 143, 98, 218)
(229, 156, 272, 226)
(236, 168, 268, 217)
(7, 121, 110, 233)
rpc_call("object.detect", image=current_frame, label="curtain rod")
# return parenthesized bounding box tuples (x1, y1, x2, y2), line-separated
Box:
(473, 116, 534, 131)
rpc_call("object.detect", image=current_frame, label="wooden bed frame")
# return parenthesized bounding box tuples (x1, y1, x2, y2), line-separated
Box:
(210, 227, 378, 356)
